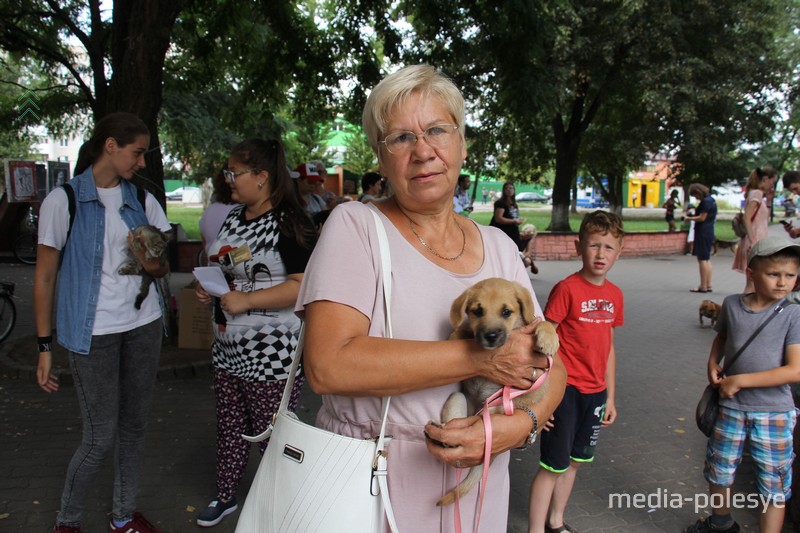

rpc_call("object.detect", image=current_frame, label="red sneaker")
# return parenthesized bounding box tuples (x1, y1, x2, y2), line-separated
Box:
(109, 512, 162, 533)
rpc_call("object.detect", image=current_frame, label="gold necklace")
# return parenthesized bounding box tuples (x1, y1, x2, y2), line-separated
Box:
(403, 210, 466, 261)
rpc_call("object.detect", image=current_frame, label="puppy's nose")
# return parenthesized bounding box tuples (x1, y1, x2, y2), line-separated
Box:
(482, 329, 505, 348)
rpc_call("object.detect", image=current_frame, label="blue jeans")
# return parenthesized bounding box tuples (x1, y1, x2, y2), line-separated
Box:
(56, 319, 162, 527)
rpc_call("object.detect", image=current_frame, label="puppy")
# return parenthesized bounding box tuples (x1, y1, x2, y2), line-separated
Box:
(435, 278, 559, 506)
(713, 238, 738, 256)
(699, 299, 721, 327)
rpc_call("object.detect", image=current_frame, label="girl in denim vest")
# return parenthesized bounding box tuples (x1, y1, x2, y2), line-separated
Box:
(34, 112, 171, 533)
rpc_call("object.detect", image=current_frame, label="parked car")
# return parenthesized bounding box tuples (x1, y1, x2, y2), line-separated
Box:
(515, 191, 549, 203)
(165, 186, 201, 201)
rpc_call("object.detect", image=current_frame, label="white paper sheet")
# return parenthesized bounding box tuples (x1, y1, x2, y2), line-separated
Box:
(193, 266, 230, 297)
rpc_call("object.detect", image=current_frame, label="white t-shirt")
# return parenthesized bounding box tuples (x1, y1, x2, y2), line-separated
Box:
(39, 184, 171, 335)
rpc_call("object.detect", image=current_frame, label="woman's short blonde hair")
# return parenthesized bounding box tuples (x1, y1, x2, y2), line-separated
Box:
(362, 64, 466, 154)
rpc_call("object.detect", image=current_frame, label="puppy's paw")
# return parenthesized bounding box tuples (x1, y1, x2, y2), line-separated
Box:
(534, 321, 559, 356)
(428, 420, 445, 430)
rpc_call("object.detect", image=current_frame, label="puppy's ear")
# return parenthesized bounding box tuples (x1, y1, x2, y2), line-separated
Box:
(450, 287, 472, 330)
(513, 282, 536, 324)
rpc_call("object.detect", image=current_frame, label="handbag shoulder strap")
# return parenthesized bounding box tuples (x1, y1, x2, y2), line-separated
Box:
(369, 208, 400, 533)
(278, 207, 394, 414)
(722, 300, 785, 374)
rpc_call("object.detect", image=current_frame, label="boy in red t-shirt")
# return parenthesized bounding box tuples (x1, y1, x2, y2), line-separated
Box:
(528, 210, 625, 533)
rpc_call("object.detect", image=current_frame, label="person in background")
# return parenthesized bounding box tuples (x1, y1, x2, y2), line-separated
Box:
(194, 138, 316, 528)
(732, 167, 777, 294)
(781, 171, 800, 239)
(296, 64, 566, 532)
(482, 186, 489, 205)
(663, 189, 681, 232)
(199, 168, 238, 257)
(34, 112, 171, 533)
(359, 171, 383, 203)
(490, 181, 531, 269)
(685, 183, 717, 293)
(293, 162, 327, 215)
(453, 173, 474, 217)
(309, 159, 340, 210)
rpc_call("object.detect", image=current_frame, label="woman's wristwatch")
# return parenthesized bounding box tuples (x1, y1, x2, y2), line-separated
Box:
(516, 406, 538, 450)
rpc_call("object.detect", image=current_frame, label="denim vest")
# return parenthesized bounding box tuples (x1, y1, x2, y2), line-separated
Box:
(57, 168, 151, 354)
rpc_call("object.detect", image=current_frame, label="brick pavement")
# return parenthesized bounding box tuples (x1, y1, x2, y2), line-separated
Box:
(0, 227, 796, 532)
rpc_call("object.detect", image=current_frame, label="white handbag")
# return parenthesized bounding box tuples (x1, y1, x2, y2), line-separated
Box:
(235, 209, 399, 533)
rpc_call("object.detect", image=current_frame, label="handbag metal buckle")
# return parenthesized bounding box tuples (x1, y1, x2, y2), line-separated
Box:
(370, 450, 388, 496)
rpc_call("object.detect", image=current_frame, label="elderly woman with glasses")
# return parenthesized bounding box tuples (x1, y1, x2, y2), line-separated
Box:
(296, 65, 566, 532)
(193, 138, 317, 527)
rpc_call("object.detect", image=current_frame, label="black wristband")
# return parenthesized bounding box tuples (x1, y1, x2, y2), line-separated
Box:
(38, 335, 53, 353)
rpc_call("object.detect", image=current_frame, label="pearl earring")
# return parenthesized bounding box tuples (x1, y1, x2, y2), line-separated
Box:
(258, 182, 264, 189)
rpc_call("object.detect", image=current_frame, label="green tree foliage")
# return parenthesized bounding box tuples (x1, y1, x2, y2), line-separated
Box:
(0, 0, 186, 201)
(0, 56, 39, 166)
(160, 0, 346, 182)
(354, 0, 796, 230)
(341, 125, 378, 175)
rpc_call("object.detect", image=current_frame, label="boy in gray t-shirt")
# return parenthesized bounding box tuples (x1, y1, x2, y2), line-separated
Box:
(685, 236, 800, 533)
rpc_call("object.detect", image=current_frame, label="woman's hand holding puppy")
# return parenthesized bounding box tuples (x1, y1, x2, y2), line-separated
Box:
(471, 318, 550, 390)
(424, 410, 538, 468)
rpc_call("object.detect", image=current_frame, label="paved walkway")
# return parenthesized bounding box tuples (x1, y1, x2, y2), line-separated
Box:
(0, 226, 796, 532)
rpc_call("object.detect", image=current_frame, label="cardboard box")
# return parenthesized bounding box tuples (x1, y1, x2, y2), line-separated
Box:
(178, 287, 214, 350)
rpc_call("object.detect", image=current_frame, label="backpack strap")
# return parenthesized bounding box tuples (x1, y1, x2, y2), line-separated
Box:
(137, 186, 147, 214)
(63, 182, 76, 243)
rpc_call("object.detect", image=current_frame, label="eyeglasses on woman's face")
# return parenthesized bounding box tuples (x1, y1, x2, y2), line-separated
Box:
(223, 168, 258, 183)
(379, 123, 459, 155)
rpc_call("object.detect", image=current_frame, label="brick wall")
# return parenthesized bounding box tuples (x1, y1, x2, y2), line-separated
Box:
(533, 231, 688, 261)
(174, 231, 690, 272)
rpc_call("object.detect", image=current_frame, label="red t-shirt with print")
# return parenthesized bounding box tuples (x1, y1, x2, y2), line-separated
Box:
(544, 272, 624, 393)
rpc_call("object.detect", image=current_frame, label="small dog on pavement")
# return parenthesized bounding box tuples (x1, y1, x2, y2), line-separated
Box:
(713, 238, 738, 256)
(434, 278, 559, 506)
(699, 299, 721, 328)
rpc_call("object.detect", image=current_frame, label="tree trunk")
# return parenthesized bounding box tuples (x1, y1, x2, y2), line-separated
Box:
(548, 120, 582, 232)
(103, 0, 185, 205)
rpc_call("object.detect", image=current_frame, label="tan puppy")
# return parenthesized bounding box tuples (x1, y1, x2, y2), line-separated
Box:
(436, 278, 559, 506)
(699, 299, 721, 327)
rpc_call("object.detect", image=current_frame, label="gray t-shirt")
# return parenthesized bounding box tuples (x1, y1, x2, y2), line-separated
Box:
(715, 294, 800, 412)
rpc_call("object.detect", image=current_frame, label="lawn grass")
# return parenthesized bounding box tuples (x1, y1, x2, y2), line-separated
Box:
(167, 203, 747, 242)
(166, 204, 203, 240)
(472, 209, 741, 241)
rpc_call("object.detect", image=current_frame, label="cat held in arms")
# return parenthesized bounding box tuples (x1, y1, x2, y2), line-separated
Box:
(118, 225, 170, 309)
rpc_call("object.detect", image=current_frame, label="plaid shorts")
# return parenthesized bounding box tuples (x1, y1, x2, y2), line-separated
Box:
(704, 406, 797, 502)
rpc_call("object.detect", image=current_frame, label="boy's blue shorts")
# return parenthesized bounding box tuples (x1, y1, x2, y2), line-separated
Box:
(539, 385, 607, 472)
(704, 406, 797, 502)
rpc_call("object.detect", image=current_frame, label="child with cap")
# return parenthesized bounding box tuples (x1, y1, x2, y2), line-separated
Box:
(293, 162, 327, 214)
(684, 235, 800, 533)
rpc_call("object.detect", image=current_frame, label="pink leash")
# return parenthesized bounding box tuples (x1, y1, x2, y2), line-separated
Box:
(453, 355, 553, 533)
